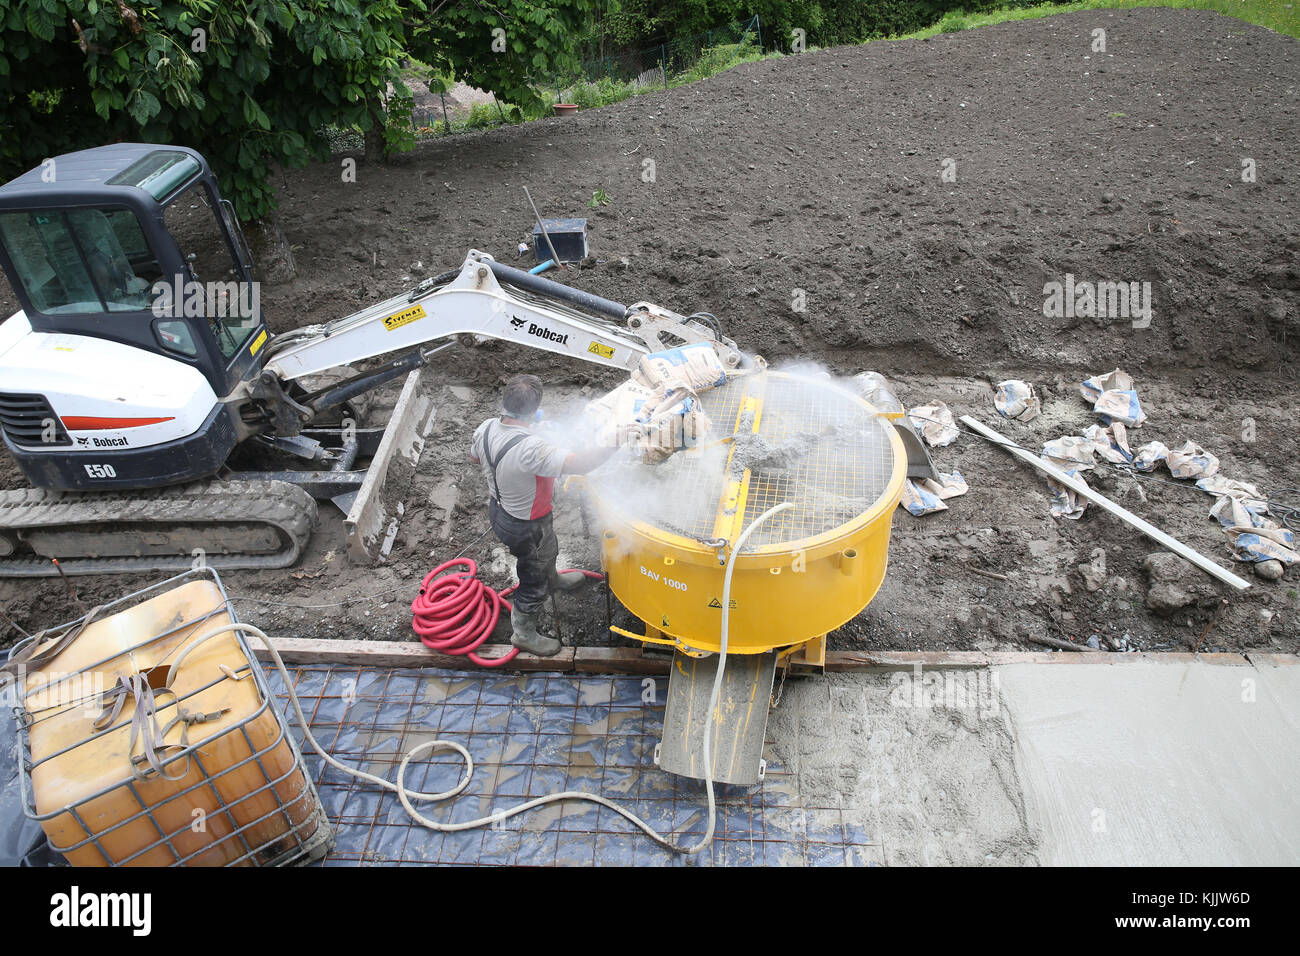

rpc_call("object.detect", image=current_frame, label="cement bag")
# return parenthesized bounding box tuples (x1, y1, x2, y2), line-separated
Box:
(1041, 435, 1097, 472)
(1045, 466, 1090, 520)
(632, 387, 712, 463)
(1225, 526, 1298, 565)
(1166, 441, 1219, 479)
(631, 343, 727, 392)
(994, 380, 1041, 422)
(1081, 368, 1147, 427)
(1198, 476, 1269, 530)
(584, 380, 656, 447)
(907, 401, 959, 447)
(1082, 422, 1133, 464)
(899, 470, 968, 516)
(1132, 441, 1169, 473)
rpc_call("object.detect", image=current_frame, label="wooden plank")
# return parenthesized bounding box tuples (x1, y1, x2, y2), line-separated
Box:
(825, 650, 1264, 671)
(1245, 652, 1300, 667)
(960, 414, 1251, 592)
(1025, 634, 1102, 653)
(573, 647, 671, 675)
(255, 638, 574, 672)
(827, 650, 996, 671)
(254, 639, 1288, 674)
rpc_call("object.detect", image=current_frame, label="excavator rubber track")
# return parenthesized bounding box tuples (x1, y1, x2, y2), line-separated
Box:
(0, 480, 317, 577)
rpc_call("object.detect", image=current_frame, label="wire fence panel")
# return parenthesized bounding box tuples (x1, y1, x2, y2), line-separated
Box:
(549, 16, 763, 104)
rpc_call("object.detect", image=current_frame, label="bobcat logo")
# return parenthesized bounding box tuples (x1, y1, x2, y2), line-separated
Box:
(509, 316, 526, 330)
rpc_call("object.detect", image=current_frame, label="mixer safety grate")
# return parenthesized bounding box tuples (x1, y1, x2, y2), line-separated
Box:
(593, 371, 896, 550)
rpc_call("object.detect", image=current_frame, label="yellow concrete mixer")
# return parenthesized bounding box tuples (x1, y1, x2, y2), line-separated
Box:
(585, 369, 908, 785)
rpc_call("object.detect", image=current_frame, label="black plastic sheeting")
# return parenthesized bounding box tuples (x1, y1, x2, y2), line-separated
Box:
(1, 649, 63, 866)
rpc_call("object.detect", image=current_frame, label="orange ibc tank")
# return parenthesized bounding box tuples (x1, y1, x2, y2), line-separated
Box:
(16, 573, 330, 866)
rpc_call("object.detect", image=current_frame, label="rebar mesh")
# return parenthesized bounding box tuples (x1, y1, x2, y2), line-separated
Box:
(271, 664, 879, 867)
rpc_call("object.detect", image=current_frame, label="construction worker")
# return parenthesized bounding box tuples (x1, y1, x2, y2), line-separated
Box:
(470, 374, 617, 656)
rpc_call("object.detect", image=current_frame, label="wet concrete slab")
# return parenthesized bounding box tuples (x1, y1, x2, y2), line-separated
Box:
(996, 658, 1300, 866)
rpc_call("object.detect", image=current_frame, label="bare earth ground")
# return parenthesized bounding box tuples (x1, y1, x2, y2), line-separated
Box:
(1, 8, 1297, 656)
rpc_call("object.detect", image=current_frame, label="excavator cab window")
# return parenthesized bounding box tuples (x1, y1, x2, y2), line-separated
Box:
(0, 208, 162, 314)
(161, 181, 258, 360)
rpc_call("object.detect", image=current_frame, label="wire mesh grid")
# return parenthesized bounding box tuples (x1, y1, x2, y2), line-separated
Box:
(592, 372, 894, 550)
(739, 375, 896, 549)
(270, 664, 879, 867)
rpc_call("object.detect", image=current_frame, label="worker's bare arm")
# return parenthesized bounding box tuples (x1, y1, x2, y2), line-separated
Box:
(562, 444, 619, 475)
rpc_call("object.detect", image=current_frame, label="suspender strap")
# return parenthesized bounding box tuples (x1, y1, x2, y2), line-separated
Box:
(485, 422, 528, 504)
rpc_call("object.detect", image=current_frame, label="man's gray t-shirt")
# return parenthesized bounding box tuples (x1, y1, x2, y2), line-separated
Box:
(471, 419, 571, 521)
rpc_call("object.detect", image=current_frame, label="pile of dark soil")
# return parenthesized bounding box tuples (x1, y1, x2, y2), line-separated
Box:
(1, 8, 1296, 656)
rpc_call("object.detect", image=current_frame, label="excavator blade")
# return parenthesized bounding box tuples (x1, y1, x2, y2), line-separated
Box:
(343, 366, 437, 563)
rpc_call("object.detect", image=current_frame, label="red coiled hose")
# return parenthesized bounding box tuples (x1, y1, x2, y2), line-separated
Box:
(410, 558, 603, 668)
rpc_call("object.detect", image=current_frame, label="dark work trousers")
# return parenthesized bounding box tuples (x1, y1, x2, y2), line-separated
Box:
(489, 498, 559, 615)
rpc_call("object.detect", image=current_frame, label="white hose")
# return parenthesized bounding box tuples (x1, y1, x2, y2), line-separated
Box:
(164, 501, 794, 856)
(689, 500, 793, 853)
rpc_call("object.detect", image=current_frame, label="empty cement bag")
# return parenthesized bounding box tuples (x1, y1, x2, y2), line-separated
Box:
(1081, 368, 1147, 427)
(994, 380, 1041, 422)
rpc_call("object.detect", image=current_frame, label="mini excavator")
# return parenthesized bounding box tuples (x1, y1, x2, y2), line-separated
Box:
(0, 144, 753, 575)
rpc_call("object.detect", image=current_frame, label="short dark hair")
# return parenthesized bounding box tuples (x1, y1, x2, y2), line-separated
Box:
(502, 374, 543, 416)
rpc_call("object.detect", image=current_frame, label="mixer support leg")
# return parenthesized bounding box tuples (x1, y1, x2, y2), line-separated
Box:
(655, 649, 778, 786)
(788, 634, 826, 673)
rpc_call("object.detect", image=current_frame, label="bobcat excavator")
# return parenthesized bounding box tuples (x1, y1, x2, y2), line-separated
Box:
(0, 143, 755, 576)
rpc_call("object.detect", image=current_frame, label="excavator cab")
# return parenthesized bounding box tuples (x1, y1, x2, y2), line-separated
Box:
(0, 144, 267, 398)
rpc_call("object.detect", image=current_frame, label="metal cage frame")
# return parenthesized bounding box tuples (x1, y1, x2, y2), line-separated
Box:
(10, 567, 332, 866)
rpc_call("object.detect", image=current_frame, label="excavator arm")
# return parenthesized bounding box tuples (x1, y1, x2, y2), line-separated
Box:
(265, 250, 747, 384)
(242, 249, 750, 441)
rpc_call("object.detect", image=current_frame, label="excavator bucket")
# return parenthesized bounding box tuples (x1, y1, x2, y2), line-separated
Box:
(343, 367, 438, 563)
(654, 649, 778, 787)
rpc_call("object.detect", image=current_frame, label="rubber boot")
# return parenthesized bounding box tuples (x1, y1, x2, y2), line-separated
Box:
(510, 608, 562, 657)
(550, 569, 588, 591)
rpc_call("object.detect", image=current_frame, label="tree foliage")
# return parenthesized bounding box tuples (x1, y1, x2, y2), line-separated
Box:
(0, 1, 594, 220)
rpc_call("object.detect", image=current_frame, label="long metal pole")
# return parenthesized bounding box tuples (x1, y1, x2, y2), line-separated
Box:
(522, 185, 565, 270)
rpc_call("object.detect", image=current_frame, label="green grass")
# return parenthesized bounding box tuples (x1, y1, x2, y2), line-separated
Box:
(911, 1, 1298, 42)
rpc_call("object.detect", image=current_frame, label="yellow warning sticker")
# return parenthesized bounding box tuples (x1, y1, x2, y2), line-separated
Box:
(587, 341, 615, 360)
(249, 330, 268, 356)
(382, 304, 427, 332)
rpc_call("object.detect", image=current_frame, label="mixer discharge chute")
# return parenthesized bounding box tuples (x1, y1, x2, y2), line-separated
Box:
(587, 369, 907, 785)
